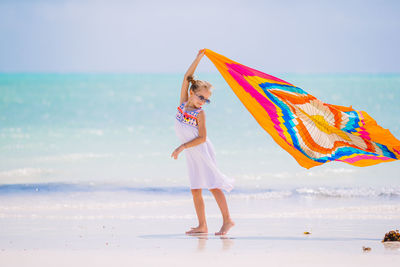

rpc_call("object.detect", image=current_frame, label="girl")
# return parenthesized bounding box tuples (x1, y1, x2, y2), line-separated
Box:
(171, 49, 235, 235)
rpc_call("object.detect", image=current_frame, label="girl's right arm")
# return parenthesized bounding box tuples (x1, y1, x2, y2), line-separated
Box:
(179, 49, 205, 105)
(171, 110, 207, 160)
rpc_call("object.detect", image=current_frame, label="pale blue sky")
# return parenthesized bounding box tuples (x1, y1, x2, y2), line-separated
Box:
(0, 0, 399, 73)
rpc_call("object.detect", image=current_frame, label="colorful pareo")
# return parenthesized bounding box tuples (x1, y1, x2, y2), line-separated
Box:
(204, 49, 400, 169)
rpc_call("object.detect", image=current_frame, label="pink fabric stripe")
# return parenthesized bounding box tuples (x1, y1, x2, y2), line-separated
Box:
(227, 63, 293, 85)
(227, 68, 288, 142)
(358, 130, 371, 140)
(340, 155, 392, 164)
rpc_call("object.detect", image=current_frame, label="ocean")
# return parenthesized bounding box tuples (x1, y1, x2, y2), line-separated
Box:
(0, 73, 399, 215)
(1, 73, 399, 188)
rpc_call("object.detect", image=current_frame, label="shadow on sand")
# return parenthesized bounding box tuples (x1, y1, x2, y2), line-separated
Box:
(138, 233, 380, 242)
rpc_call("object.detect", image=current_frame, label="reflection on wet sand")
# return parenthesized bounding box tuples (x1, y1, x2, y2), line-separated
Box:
(383, 242, 400, 251)
(220, 236, 235, 251)
(186, 233, 235, 251)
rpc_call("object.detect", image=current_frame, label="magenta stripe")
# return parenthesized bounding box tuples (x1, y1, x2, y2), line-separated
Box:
(227, 68, 287, 142)
(358, 130, 371, 140)
(227, 63, 292, 85)
(340, 155, 392, 164)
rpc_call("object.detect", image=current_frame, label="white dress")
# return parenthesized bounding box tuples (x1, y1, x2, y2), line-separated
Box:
(174, 102, 234, 192)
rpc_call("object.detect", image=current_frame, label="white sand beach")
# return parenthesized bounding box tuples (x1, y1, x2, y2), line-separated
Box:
(1, 190, 399, 267)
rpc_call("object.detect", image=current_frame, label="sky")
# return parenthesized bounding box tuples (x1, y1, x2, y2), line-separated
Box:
(0, 0, 399, 73)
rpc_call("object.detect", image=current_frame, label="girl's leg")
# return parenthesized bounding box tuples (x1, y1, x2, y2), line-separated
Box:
(186, 189, 208, 234)
(209, 188, 235, 235)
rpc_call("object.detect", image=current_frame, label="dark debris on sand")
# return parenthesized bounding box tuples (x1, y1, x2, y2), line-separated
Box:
(382, 230, 400, 242)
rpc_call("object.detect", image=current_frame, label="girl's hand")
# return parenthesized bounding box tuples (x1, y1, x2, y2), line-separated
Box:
(197, 49, 205, 59)
(171, 145, 185, 160)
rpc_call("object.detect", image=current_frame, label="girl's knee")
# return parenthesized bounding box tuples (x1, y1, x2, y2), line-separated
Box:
(209, 188, 222, 193)
(191, 189, 202, 195)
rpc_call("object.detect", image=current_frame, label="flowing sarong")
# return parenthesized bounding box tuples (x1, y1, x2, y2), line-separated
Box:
(204, 49, 400, 169)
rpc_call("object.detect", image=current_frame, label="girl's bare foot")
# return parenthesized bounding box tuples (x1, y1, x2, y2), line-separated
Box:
(215, 220, 235, 235)
(186, 225, 208, 234)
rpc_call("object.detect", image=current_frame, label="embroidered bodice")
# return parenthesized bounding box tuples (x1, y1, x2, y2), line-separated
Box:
(175, 102, 202, 127)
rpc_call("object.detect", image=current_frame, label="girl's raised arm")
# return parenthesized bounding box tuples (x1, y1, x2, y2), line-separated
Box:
(180, 49, 205, 105)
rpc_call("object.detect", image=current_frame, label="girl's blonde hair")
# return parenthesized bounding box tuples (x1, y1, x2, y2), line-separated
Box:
(187, 75, 213, 93)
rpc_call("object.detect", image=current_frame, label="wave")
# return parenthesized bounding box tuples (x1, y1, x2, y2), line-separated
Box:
(35, 153, 112, 162)
(0, 183, 399, 199)
(0, 183, 188, 194)
(238, 168, 357, 180)
(0, 168, 53, 178)
(1, 204, 400, 220)
(295, 187, 400, 198)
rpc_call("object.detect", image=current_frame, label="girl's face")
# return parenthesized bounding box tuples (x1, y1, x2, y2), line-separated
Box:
(189, 87, 211, 108)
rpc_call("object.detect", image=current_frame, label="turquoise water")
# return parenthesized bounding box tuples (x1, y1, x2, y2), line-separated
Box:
(0, 73, 399, 193)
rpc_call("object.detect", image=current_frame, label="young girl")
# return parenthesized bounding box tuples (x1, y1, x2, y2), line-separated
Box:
(171, 49, 235, 235)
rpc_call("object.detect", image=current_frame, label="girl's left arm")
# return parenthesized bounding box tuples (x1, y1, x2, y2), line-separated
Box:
(171, 111, 207, 159)
(179, 49, 205, 105)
